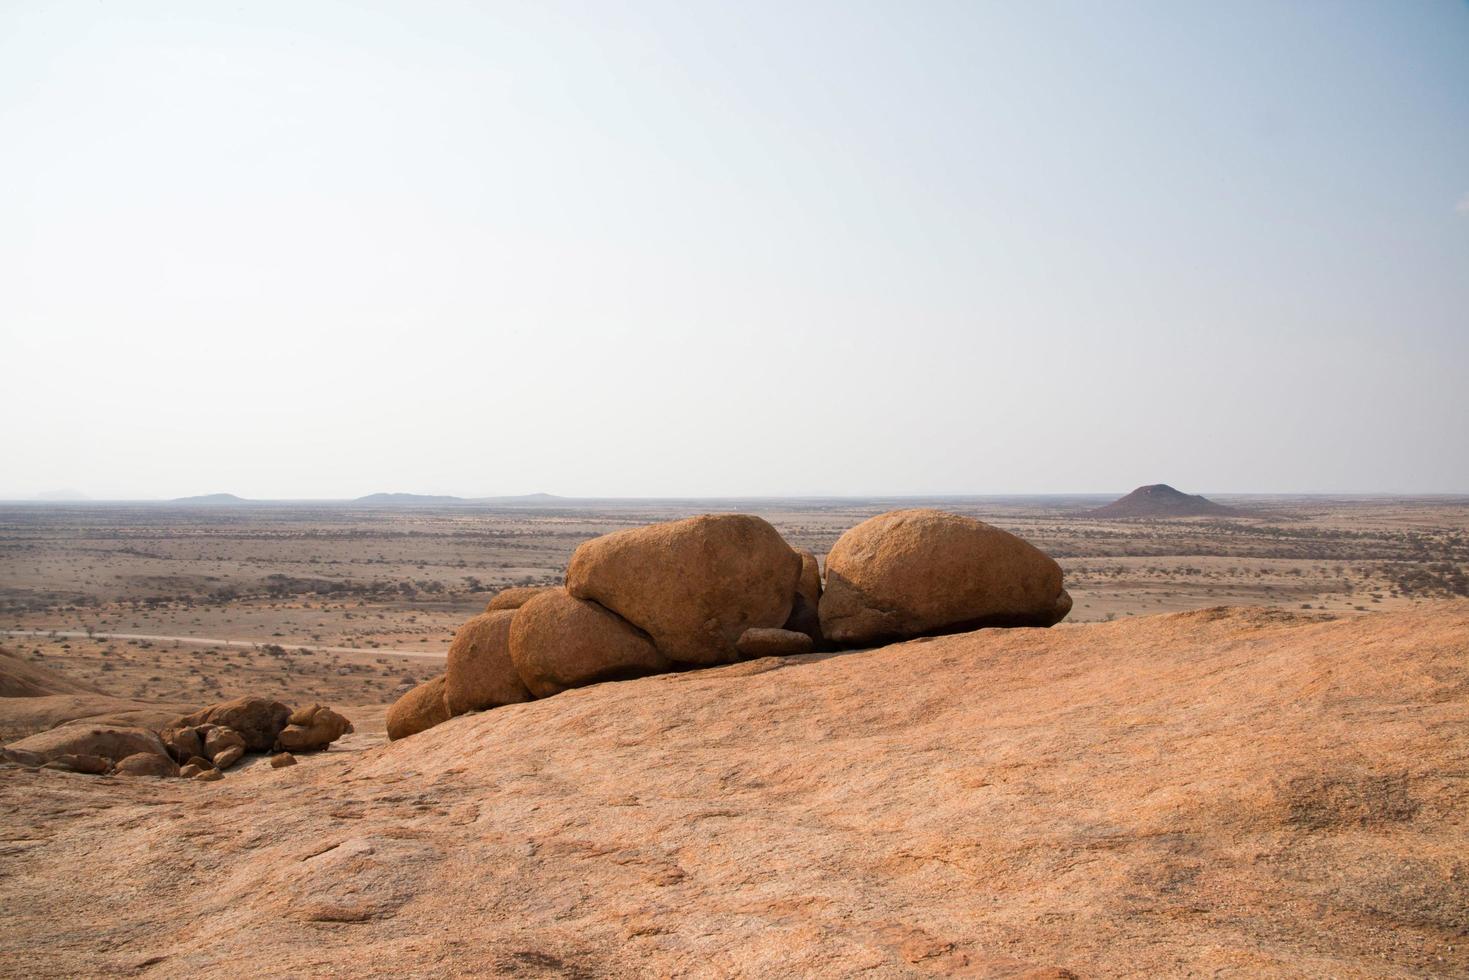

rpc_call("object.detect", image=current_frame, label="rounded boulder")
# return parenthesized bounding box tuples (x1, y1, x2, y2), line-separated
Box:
(276, 704, 354, 753)
(445, 611, 532, 716)
(115, 752, 180, 778)
(509, 589, 671, 698)
(386, 676, 451, 741)
(819, 509, 1070, 647)
(566, 514, 802, 665)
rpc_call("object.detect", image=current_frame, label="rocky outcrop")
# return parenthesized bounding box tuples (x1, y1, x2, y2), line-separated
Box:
(2, 723, 170, 768)
(509, 589, 670, 698)
(484, 586, 555, 611)
(567, 514, 802, 665)
(386, 676, 451, 741)
(820, 509, 1070, 647)
(445, 612, 532, 716)
(276, 704, 353, 753)
(7, 605, 1466, 977)
(170, 697, 292, 752)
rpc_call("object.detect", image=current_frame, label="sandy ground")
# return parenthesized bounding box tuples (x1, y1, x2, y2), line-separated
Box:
(0, 602, 1465, 978)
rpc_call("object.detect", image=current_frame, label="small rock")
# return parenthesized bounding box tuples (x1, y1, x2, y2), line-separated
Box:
(204, 726, 246, 762)
(179, 763, 203, 778)
(41, 753, 112, 775)
(115, 753, 180, 778)
(736, 627, 814, 658)
(212, 745, 246, 770)
(185, 755, 214, 771)
(194, 768, 224, 782)
(159, 726, 204, 764)
(270, 752, 298, 768)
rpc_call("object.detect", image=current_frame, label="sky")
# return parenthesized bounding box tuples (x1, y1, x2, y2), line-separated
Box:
(2, 0, 1467, 499)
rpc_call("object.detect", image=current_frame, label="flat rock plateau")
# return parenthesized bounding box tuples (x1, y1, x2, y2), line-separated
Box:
(2, 603, 1466, 978)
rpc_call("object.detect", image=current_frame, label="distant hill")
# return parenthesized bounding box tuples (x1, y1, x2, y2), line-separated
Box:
(171, 493, 250, 506)
(354, 493, 465, 506)
(1087, 484, 1239, 518)
(475, 492, 566, 506)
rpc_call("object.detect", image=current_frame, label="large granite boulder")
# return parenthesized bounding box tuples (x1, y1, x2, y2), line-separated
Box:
(386, 676, 451, 741)
(819, 509, 1070, 647)
(445, 611, 532, 716)
(509, 589, 671, 698)
(566, 514, 802, 665)
(170, 696, 292, 752)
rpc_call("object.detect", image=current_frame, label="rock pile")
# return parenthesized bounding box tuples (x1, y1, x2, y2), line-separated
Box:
(1, 696, 354, 780)
(391, 508, 1070, 739)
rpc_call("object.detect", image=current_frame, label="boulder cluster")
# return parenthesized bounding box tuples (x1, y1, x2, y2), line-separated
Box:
(1, 696, 353, 780)
(389, 508, 1070, 740)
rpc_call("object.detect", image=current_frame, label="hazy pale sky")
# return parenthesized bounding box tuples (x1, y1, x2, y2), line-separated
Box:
(3, 1, 1467, 499)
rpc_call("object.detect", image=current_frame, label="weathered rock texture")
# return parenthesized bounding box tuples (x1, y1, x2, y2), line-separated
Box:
(567, 514, 802, 665)
(484, 586, 555, 611)
(820, 508, 1070, 646)
(444, 612, 532, 715)
(385, 676, 451, 741)
(171, 697, 292, 753)
(508, 589, 670, 699)
(1, 603, 1465, 976)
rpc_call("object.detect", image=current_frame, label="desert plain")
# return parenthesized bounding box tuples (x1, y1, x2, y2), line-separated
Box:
(1, 494, 1467, 977)
(2, 494, 1465, 717)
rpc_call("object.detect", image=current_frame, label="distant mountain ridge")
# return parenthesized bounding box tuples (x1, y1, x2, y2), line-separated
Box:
(171, 493, 250, 506)
(354, 493, 465, 505)
(1087, 484, 1238, 518)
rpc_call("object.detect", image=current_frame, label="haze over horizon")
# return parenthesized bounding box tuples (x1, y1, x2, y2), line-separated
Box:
(4, 1, 1467, 499)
